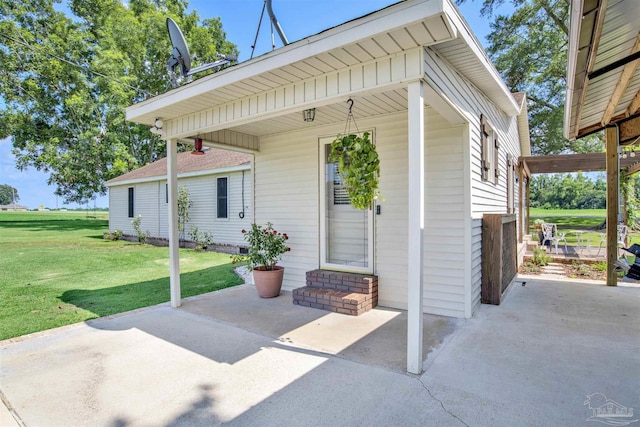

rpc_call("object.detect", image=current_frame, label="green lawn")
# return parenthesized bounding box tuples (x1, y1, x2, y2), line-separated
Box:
(529, 208, 639, 247)
(0, 211, 243, 340)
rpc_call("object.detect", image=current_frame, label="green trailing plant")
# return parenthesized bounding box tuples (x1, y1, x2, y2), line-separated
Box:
(231, 222, 290, 271)
(329, 132, 381, 210)
(532, 246, 551, 266)
(131, 215, 149, 244)
(189, 227, 213, 252)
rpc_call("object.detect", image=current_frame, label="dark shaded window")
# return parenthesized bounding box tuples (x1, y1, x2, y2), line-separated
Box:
(128, 187, 134, 217)
(217, 177, 228, 219)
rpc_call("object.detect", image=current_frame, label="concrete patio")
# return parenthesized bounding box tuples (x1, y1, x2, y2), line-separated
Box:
(1, 278, 638, 426)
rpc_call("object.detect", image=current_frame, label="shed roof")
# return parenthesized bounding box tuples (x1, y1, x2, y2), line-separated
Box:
(105, 148, 251, 186)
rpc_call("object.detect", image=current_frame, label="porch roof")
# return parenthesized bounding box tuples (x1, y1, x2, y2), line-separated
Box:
(126, 0, 520, 137)
(564, 0, 640, 141)
(521, 152, 640, 175)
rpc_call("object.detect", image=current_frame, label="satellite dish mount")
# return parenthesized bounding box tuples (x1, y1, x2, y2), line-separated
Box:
(166, 18, 237, 81)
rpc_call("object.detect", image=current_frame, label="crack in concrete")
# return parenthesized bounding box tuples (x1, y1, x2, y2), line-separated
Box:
(416, 377, 470, 427)
(1, 388, 27, 427)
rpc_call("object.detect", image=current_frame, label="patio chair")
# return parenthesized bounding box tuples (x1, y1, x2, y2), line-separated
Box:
(596, 224, 629, 257)
(541, 223, 554, 247)
(551, 225, 567, 255)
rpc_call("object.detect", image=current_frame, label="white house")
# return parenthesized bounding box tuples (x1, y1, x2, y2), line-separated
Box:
(125, 0, 530, 373)
(105, 148, 253, 249)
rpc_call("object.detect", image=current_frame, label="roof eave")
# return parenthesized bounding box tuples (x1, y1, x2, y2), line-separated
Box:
(564, 0, 584, 141)
(126, 0, 448, 125)
(443, 0, 520, 116)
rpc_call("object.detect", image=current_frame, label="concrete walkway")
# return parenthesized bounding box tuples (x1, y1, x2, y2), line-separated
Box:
(1, 279, 638, 426)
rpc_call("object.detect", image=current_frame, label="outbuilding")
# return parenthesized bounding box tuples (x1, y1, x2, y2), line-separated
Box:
(105, 148, 252, 250)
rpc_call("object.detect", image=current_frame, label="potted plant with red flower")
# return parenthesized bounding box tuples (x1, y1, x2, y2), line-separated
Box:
(232, 222, 290, 298)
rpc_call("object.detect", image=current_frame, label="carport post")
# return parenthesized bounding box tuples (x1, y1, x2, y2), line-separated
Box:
(407, 80, 425, 374)
(167, 138, 181, 306)
(605, 126, 619, 287)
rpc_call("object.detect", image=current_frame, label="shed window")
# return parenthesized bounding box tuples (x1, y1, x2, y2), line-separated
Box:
(481, 114, 499, 185)
(165, 183, 168, 203)
(128, 187, 134, 217)
(217, 177, 228, 219)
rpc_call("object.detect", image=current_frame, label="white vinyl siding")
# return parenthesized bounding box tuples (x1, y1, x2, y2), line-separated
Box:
(471, 218, 483, 314)
(109, 186, 136, 235)
(424, 46, 522, 315)
(423, 109, 466, 317)
(423, 46, 521, 215)
(255, 108, 467, 317)
(255, 130, 320, 292)
(109, 169, 252, 246)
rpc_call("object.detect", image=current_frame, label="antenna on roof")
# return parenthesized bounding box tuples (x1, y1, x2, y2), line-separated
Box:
(250, 0, 289, 59)
(166, 18, 237, 84)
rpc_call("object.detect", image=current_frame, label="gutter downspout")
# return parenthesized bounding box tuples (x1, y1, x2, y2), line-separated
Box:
(266, 0, 289, 46)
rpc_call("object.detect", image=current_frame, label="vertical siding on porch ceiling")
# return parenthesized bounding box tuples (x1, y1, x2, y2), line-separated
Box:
(162, 49, 424, 140)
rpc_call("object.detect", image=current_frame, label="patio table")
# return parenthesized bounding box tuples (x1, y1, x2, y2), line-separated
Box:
(573, 230, 589, 254)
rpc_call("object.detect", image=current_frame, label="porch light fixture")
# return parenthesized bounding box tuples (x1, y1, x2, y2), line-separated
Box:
(150, 118, 164, 134)
(302, 108, 315, 122)
(192, 137, 205, 155)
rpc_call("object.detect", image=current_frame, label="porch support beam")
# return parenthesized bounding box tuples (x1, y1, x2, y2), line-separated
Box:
(605, 126, 619, 287)
(407, 79, 425, 375)
(167, 138, 181, 306)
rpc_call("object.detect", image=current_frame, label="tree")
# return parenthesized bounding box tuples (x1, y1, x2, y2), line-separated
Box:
(457, 0, 603, 155)
(529, 173, 606, 209)
(0, 184, 19, 205)
(0, 0, 237, 204)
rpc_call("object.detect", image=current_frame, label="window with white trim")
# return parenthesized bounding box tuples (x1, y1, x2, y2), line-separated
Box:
(128, 187, 134, 217)
(481, 114, 499, 185)
(216, 177, 228, 219)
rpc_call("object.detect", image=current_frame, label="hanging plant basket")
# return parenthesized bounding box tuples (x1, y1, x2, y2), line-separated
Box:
(329, 131, 381, 210)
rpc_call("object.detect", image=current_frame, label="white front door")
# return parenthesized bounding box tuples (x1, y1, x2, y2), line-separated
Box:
(319, 136, 374, 274)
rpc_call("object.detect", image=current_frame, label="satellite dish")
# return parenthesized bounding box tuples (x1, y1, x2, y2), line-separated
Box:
(166, 18, 237, 80)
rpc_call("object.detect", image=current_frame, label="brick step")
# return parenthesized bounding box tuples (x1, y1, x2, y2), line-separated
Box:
(292, 269, 379, 316)
(305, 269, 376, 294)
(292, 286, 377, 316)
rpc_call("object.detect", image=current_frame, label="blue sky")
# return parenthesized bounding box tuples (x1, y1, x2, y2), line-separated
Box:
(0, 0, 505, 209)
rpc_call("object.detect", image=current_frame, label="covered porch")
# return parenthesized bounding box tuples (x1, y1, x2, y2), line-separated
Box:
(564, 0, 640, 285)
(126, 0, 523, 374)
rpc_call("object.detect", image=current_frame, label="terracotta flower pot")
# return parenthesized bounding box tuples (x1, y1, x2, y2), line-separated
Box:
(252, 266, 284, 298)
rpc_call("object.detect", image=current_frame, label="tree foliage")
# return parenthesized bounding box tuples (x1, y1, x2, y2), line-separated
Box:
(458, 0, 603, 155)
(530, 173, 606, 209)
(0, 0, 237, 204)
(0, 184, 19, 205)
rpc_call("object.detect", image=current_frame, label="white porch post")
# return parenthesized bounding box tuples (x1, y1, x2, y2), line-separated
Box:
(407, 80, 425, 374)
(167, 138, 181, 307)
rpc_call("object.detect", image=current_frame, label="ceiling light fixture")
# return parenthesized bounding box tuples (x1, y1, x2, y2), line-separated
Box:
(302, 108, 315, 122)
